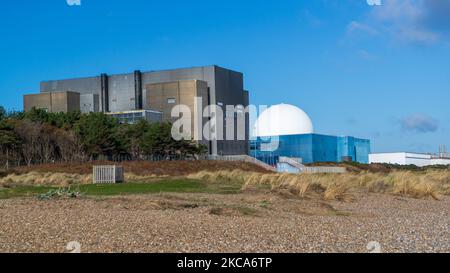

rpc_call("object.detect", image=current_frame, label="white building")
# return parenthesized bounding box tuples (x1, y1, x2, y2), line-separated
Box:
(369, 152, 450, 167)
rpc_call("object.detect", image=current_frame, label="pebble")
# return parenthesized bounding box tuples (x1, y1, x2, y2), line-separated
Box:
(0, 193, 448, 253)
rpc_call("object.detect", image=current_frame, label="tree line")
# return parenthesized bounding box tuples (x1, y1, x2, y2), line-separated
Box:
(0, 106, 207, 169)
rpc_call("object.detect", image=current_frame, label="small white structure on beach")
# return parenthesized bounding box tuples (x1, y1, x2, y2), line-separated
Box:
(93, 165, 124, 184)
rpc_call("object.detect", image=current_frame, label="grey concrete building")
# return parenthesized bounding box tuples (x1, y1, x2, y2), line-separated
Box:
(146, 79, 210, 152)
(80, 94, 100, 113)
(26, 65, 250, 156)
(24, 91, 80, 113)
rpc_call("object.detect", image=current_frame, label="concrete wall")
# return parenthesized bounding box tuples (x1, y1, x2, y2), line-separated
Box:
(214, 66, 249, 156)
(24, 91, 80, 113)
(41, 76, 102, 110)
(108, 73, 136, 112)
(146, 80, 210, 152)
(143, 66, 249, 155)
(24, 93, 52, 112)
(41, 77, 101, 95)
(40, 66, 218, 114)
(54, 91, 80, 113)
(80, 94, 99, 113)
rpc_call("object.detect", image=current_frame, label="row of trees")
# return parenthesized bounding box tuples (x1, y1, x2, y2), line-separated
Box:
(0, 107, 207, 169)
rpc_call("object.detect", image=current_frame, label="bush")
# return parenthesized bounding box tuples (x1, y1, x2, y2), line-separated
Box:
(0, 105, 208, 166)
(37, 187, 83, 200)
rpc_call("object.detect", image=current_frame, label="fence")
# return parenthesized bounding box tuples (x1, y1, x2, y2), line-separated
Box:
(93, 165, 124, 184)
(304, 166, 347, 174)
(278, 157, 347, 174)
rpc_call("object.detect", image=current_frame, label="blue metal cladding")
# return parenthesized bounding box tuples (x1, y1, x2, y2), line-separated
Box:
(312, 134, 338, 163)
(251, 134, 371, 165)
(336, 136, 371, 163)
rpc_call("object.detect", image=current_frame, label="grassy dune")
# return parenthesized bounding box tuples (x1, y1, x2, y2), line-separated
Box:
(1, 167, 449, 201)
(189, 169, 450, 201)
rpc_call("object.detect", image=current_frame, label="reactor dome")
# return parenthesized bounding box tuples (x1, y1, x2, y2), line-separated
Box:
(253, 104, 314, 137)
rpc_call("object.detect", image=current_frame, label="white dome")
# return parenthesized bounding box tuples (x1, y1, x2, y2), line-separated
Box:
(253, 104, 314, 137)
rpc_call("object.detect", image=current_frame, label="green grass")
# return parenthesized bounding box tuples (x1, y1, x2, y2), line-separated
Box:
(0, 186, 55, 199)
(0, 179, 243, 200)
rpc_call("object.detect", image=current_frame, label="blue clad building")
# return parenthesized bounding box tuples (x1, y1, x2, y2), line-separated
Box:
(251, 104, 371, 165)
(251, 134, 371, 165)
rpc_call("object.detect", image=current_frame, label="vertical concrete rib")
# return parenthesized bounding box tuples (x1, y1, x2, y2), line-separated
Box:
(101, 73, 109, 112)
(134, 70, 143, 110)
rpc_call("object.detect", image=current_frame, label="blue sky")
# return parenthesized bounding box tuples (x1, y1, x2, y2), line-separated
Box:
(0, 0, 449, 153)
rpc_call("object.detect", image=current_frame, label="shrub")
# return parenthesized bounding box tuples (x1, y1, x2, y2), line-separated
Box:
(37, 187, 83, 200)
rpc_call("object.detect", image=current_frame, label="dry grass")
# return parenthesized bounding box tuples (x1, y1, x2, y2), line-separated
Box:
(389, 172, 441, 200)
(187, 170, 251, 183)
(12, 160, 272, 176)
(191, 169, 450, 201)
(323, 183, 356, 203)
(189, 170, 355, 201)
(2, 166, 449, 202)
(242, 172, 356, 202)
(0, 172, 166, 187)
(0, 172, 92, 187)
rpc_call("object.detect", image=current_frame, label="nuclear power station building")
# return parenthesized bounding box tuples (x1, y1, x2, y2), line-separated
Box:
(23, 65, 250, 156)
(23, 66, 372, 166)
(251, 104, 371, 165)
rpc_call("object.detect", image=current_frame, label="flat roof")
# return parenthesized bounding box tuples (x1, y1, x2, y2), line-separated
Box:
(370, 152, 432, 156)
(40, 65, 242, 83)
(25, 91, 79, 95)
